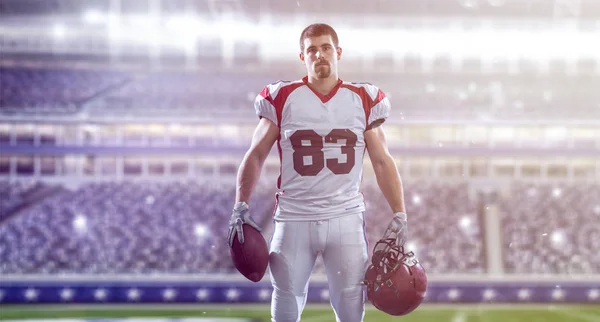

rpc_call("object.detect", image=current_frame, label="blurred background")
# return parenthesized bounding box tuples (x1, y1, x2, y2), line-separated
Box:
(0, 0, 599, 321)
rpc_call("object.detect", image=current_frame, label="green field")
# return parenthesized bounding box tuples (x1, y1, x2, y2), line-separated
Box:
(1, 304, 599, 322)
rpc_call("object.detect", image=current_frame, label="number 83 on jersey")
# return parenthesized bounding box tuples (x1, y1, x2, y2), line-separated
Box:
(289, 128, 358, 176)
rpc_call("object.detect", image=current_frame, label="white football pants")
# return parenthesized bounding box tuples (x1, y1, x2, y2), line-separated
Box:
(268, 212, 369, 322)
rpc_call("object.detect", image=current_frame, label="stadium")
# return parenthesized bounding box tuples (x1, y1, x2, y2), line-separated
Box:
(0, 0, 599, 321)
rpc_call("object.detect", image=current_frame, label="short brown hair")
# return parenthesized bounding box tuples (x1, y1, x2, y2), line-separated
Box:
(299, 23, 339, 52)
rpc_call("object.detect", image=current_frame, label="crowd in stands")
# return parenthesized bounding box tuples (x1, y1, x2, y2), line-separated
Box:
(2, 179, 597, 275)
(0, 180, 275, 274)
(0, 180, 47, 221)
(0, 67, 128, 113)
(500, 182, 600, 275)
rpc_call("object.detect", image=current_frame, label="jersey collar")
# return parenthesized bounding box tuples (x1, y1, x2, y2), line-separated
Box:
(302, 76, 343, 104)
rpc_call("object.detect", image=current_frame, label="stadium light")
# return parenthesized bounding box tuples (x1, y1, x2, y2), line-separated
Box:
(73, 215, 87, 234)
(551, 231, 565, 245)
(129, 14, 160, 29)
(83, 9, 105, 24)
(405, 241, 418, 253)
(165, 15, 201, 31)
(52, 24, 67, 39)
(460, 216, 472, 229)
(491, 127, 515, 141)
(333, 27, 600, 61)
(145, 195, 155, 205)
(488, 0, 507, 7)
(552, 188, 562, 198)
(459, 0, 480, 9)
(88, 14, 600, 60)
(546, 127, 567, 141)
(194, 223, 209, 238)
(412, 194, 421, 205)
(163, 15, 207, 50)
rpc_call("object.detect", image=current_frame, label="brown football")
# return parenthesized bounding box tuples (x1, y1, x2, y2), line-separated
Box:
(230, 224, 269, 282)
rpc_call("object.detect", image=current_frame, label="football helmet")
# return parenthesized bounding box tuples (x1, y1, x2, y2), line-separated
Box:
(363, 237, 427, 316)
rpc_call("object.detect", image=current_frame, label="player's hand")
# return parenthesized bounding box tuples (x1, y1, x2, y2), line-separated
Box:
(227, 201, 262, 248)
(382, 212, 408, 247)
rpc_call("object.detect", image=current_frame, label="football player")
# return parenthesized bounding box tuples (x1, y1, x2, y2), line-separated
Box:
(228, 23, 408, 322)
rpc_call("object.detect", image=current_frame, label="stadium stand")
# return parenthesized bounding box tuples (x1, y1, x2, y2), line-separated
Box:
(381, 73, 600, 120)
(3, 66, 597, 120)
(0, 180, 52, 221)
(3, 179, 598, 276)
(360, 180, 485, 274)
(99, 72, 271, 113)
(0, 67, 129, 113)
(0, 180, 487, 275)
(500, 182, 600, 275)
(0, 180, 277, 274)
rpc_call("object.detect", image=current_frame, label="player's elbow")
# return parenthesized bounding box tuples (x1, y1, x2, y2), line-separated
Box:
(371, 154, 397, 177)
(244, 145, 270, 168)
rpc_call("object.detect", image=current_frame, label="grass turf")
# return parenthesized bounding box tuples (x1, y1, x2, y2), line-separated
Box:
(0, 304, 599, 321)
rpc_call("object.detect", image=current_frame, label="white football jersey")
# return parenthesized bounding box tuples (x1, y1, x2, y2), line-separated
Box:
(254, 76, 391, 221)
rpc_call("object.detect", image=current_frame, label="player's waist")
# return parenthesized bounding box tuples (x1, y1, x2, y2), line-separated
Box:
(273, 207, 365, 222)
(274, 193, 365, 221)
(277, 189, 362, 204)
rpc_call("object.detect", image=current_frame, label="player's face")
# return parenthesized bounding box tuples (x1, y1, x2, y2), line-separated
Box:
(300, 35, 342, 79)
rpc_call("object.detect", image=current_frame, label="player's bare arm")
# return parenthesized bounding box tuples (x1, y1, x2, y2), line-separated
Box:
(365, 121, 409, 247)
(235, 117, 279, 204)
(228, 117, 279, 248)
(364, 122, 406, 214)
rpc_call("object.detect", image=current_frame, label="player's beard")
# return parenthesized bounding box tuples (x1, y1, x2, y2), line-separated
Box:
(314, 63, 331, 79)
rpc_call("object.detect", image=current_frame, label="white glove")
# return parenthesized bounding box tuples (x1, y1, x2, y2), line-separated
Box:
(227, 201, 262, 248)
(382, 212, 408, 247)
